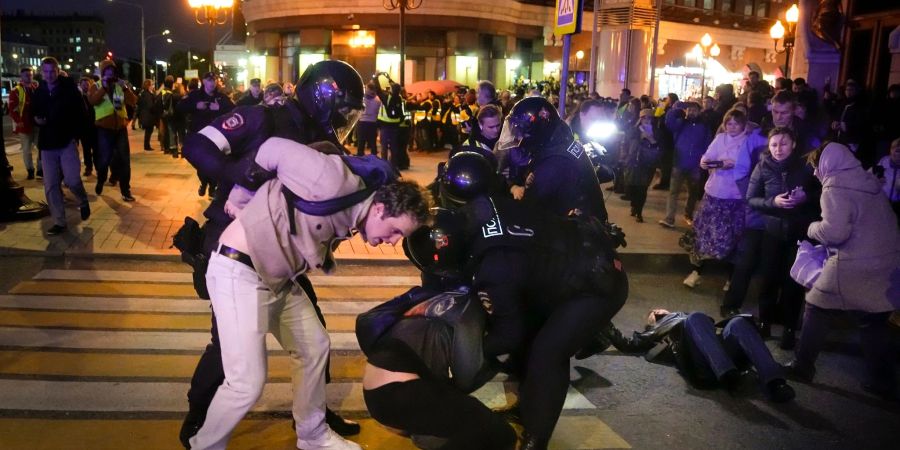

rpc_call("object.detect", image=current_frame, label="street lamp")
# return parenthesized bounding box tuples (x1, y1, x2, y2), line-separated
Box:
(575, 50, 584, 71)
(188, 0, 233, 72)
(107, 0, 146, 80)
(166, 37, 194, 70)
(770, 3, 799, 78)
(383, 0, 423, 86)
(697, 33, 719, 98)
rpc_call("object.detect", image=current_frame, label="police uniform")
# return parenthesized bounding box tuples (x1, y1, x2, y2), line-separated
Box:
(376, 92, 403, 166)
(526, 122, 609, 222)
(407, 195, 628, 449)
(180, 100, 336, 445)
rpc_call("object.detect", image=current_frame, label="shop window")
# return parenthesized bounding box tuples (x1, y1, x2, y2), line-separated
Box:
(703, 0, 714, 9)
(721, 0, 733, 13)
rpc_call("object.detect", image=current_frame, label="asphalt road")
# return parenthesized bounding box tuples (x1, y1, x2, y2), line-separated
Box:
(0, 255, 896, 449)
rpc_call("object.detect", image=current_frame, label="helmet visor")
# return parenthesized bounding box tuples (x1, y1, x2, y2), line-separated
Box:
(333, 107, 362, 145)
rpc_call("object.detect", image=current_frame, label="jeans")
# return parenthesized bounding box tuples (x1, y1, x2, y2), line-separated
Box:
(683, 313, 784, 386)
(794, 304, 894, 391)
(356, 121, 378, 156)
(20, 130, 40, 172)
(664, 167, 703, 223)
(190, 252, 330, 450)
(40, 142, 89, 227)
(96, 128, 132, 195)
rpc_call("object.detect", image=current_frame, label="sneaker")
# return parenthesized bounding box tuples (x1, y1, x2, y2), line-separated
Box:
(683, 215, 693, 227)
(635, 215, 644, 223)
(36, 170, 43, 179)
(766, 379, 796, 403)
(26, 169, 35, 180)
(46, 224, 67, 235)
(658, 219, 675, 228)
(683, 270, 702, 288)
(122, 194, 136, 202)
(722, 280, 731, 292)
(297, 428, 361, 450)
(80, 204, 91, 220)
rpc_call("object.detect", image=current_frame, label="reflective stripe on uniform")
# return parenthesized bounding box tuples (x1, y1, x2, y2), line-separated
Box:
(198, 126, 232, 155)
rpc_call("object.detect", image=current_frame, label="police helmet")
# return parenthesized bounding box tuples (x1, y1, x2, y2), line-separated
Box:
(440, 150, 496, 208)
(403, 208, 467, 278)
(296, 60, 365, 145)
(507, 97, 560, 151)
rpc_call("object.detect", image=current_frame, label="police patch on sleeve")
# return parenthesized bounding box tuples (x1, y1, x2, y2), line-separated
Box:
(221, 113, 245, 131)
(566, 140, 584, 159)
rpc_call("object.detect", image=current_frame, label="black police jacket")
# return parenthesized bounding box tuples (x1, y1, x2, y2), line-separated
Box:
(182, 100, 326, 252)
(459, 196, 626, 357)
(527, 121, 609, 222)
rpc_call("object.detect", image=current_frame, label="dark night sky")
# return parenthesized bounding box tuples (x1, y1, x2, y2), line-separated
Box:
(2, 0, 233, 61)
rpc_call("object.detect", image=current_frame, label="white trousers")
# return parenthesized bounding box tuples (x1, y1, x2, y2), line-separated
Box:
(190, 252, 330, 450)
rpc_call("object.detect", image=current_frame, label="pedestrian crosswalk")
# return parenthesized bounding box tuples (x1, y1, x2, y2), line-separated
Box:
(0, 269, 631, 449)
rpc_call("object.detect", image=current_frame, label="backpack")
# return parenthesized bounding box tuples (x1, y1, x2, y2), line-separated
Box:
(282, 154, 400, 232)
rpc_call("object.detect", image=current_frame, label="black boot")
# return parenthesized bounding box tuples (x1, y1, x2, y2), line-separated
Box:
(325, 408, 360, 436)
(520, 432, 549, 450)
(179, 409, 206, 449)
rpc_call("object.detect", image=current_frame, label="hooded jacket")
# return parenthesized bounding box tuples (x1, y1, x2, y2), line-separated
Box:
(806, 143, 900, 312)
(747, 150, 821, 241)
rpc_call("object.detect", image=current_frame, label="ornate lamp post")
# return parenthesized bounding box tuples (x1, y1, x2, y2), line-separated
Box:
(188, 0, 233, 72)
(695, 33, 720, 98)
(770, 3, 799, 78)
(383, 0, 423, 86)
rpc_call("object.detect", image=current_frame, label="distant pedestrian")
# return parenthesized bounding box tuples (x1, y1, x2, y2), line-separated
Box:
(9, 66, 41, 180)
(89, 60, 138, 202)
(137, 79, 159, 151)
(177, 71, 235, 197)
(236, 78, 263, 106)
(356, 82, 380, 156)
(31, 57, 90, 235)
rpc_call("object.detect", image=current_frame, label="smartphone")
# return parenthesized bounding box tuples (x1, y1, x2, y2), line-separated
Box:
(706, 160, 724, 168)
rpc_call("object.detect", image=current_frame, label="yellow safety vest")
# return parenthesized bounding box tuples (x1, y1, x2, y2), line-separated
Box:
(378, 95, 402, 124)
(94, 84, 129, 121)
(14, 84, 27, 117)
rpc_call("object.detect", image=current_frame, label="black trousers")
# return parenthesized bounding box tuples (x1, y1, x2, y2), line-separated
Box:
(81, 135, 96, 172)
(626, 183, 650, 216)
(723, 228, 764, 310)
(520, 280, 627, 440)
(364, 379, 516, 450)
(356, 121, 378, 156)
(143, 123, 155, 149)
(757, 234, 804, 328)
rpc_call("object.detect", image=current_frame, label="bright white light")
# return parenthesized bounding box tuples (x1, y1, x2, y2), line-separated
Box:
(701, 33, 712, 48)
(507, 59, 521, 70)
(785, 4, 799, 23)
(710, 44, 721, 57)
(586, 121, 618, 141)
(575, 50, 584, 60)
(770, 21, 785, 40)
(155, 60, 168, 67)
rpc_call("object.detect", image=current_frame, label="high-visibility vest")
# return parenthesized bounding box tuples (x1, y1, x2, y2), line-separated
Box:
(94, 84, 129, 121)
(378, 95, 402, 124)
(14, 84, 28, 117)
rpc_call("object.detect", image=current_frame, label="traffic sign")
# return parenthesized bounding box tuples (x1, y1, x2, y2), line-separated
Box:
(555, 0, 583, 36)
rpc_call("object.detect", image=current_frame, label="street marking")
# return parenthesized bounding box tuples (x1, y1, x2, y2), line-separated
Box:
(0, 327, 361, 351)
(0, 310, 358, 332)
(0, 379, 595, 413)
(0, 295, 381, 315)
(33, 269, 420, 287)
(0, 350, 367, 381)
(9, 280, 410, 300)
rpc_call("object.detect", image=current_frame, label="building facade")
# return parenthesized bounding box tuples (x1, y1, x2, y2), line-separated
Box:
(1, 34, 48, 76)
(238, 0, 805, 98)
(2, 12, 106, 76)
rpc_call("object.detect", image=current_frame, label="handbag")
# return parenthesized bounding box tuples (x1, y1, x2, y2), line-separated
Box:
(790, 240, 828, 289)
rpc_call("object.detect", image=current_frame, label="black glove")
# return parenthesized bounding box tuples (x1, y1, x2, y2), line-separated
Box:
(606, 222, 627, 249)
(242, 159, 276, 191)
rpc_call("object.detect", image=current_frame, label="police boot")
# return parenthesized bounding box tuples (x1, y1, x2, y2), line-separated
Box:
(179, 408, 206, 449)
(520, 432, 549, 450)
(326, 408, 361, 436)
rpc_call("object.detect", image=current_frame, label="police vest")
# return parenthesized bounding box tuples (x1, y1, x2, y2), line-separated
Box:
(378, 94, 402, 124)
(94, 84, 129, 121)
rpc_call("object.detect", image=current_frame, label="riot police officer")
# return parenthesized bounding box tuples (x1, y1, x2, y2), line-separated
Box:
(502, 97, 609, 222)
(178, 60, 364, 447)
(404, 195, 628, 450)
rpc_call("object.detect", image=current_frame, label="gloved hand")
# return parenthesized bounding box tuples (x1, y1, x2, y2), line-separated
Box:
(606, 222, 627, 249)
(242, 158, 276, 190)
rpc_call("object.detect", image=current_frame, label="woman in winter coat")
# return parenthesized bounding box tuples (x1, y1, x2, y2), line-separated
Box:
(622, 108, 662, 222)
(684, 109, 750, 289)
(746, 127, 821, 349)
(786, 142, 900, 399)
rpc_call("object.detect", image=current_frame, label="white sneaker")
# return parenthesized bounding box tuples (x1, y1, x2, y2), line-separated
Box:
(683, 270, 702, 288)
(298, 429, 362, 450)
(722, 280, 731, 292)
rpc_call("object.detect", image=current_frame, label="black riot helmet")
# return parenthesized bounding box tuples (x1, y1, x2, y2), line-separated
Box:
(440, 150, 496, 208)
(403, 208, 468, 278)
(506, 96, 561, 151)
(296, 60, 365, 145)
